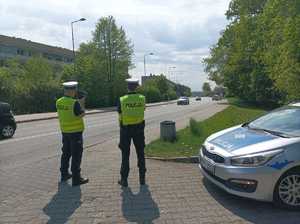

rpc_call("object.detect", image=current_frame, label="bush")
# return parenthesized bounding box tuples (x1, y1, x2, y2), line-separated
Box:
(138, 85, 162, 103)
(167, 89, 177, 100)
(189, 118, 202, 136)
(9, 81, 61, 114)
(0, 57, 62, 114)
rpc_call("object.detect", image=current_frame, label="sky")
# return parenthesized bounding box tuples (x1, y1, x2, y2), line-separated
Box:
(0, 0, 231, 91)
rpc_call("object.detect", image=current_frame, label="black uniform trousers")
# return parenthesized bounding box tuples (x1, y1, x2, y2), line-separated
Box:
(60, 132, 83, 181)
(119, 121, 146, 180)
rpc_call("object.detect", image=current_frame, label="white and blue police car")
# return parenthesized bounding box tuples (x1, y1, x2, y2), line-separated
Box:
(199, 102, 300, 209)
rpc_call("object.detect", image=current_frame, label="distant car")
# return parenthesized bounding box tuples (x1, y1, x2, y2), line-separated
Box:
(0, 102, 16, 138)
(177, 97, 189, 105)
(195, 96, 202, 101)
(212, 95, 222, 101)
(199, 102, 300, 209)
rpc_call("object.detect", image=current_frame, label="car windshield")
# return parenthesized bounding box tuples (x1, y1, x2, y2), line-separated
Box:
(248, 107, 300, 137)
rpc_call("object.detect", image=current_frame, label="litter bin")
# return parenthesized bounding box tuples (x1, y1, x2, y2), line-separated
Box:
(160, 121, 176, 142)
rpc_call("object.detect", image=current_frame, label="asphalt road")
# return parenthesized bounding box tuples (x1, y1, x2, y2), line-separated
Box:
(0, 97, 225, 171)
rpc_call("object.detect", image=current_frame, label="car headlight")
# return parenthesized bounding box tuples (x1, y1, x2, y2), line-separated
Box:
(231, 149, 283, 167)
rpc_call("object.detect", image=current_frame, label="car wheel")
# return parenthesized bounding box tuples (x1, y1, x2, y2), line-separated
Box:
(274, 169, 300, 210)
(1, 125, 15, 138)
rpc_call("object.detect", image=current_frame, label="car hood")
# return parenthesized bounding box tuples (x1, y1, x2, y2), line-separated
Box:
(207, 125, 300, 156)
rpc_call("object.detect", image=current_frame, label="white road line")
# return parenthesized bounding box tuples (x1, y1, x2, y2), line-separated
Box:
(0, 131, 59, 145)
(0, 121, 116, 145)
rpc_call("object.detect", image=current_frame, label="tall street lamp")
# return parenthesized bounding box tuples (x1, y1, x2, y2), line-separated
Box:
(71, 18, 86, 73)
(144, 52, 154, 76)
(168, 66, 176, 81)
(167, 66, 176, 103)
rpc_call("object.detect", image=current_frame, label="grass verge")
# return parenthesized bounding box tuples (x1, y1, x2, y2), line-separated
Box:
(145, 103, 266, 158)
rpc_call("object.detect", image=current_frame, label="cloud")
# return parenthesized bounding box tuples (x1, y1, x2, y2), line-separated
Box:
(0, 0, 231, 91)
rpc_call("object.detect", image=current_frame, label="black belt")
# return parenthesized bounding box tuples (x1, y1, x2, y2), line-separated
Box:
(121, 120, 145, 128)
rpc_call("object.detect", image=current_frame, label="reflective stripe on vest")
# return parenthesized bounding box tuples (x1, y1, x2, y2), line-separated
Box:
(120, 94, 145, 125)
(56, 96, 84, 133)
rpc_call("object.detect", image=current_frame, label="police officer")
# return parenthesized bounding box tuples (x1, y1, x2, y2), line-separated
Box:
(118, 78, 146, 187)
(56, 81, 89, 186)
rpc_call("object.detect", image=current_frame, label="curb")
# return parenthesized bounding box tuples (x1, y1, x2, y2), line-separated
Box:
(145, 156, 199, 164)
(16, 108, 116, 124)
(15, 101, 177, 124)
(16, 116, 59, 124)
(146, 101, 176, 108)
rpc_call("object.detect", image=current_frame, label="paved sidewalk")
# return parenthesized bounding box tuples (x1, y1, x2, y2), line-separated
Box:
(15, 100, 176, 123)
(1, 139, 299, 224)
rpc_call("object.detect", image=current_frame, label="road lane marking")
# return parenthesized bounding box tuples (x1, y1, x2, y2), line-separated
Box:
(0, 121, 117, 145)
(0, 131, 60, 145)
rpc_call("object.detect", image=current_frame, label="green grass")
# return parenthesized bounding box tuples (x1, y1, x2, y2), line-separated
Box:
(145, 104, 266, 158)
(227, 97, 279, 110)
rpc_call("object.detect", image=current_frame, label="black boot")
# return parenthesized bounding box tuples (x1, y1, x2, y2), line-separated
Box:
(72, 177, 89, 186)
(61, 173, 72, 182)
(118, 179, 128, 187)
(140, 175, 146, 185)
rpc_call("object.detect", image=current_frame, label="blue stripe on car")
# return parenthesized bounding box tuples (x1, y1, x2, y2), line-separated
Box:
(268, 160, 294, 170)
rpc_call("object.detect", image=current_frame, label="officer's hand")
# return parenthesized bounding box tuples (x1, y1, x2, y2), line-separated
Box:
(78, 97, 86, 110)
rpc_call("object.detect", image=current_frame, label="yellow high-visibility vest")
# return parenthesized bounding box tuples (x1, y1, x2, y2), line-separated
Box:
(56, 96, 84, 133)
(120, 94, 145, 125)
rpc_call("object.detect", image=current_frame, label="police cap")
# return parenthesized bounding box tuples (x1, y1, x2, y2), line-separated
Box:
(126, 78, 139, 85)
(63, 81, 78, 89)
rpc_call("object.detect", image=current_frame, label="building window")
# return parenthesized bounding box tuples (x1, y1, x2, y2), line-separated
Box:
(55, 56, 63, 61)
(43, 53, 52, 60)
(17, 49, 24, 55)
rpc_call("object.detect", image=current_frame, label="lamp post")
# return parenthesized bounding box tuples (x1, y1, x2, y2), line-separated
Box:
(143, 52, 154, 76)
(168, 66, 176, 82)
(167, 66, 176, 103)
(71, 17, 86, 74)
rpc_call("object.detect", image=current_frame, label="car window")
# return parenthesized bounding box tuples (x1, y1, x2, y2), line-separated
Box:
(249, 107, 300, 137)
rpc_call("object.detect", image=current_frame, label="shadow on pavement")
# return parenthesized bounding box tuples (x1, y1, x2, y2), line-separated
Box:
(43, 182, 81, 224)
(203, 178, 300, 224)
(121, 185, 160, 223)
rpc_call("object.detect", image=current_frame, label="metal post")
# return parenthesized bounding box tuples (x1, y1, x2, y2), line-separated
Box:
(70, 18, 86, 76)
(71, 22, 76, 74)
(144, 54, 146, 76)
(168, 66, 176, 82)
(143, 53, 154, 76)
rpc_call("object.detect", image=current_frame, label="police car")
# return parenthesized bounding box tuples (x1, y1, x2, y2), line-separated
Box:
(199, 102, 300, 209)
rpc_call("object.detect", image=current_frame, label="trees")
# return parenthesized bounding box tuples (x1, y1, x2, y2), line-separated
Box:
(175, 84, 191, 97)
(0, 57, 61, 114)
(62, 16, 134, 107)
(138, 75, 171, 103)
(202, 82, 212, 96)
(137, 74, 191, 103)
(138, 83, 162, 103)
(259, 0, 300, 101)
(213, 86, 226, 97)
(204, 0, 298, 105)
